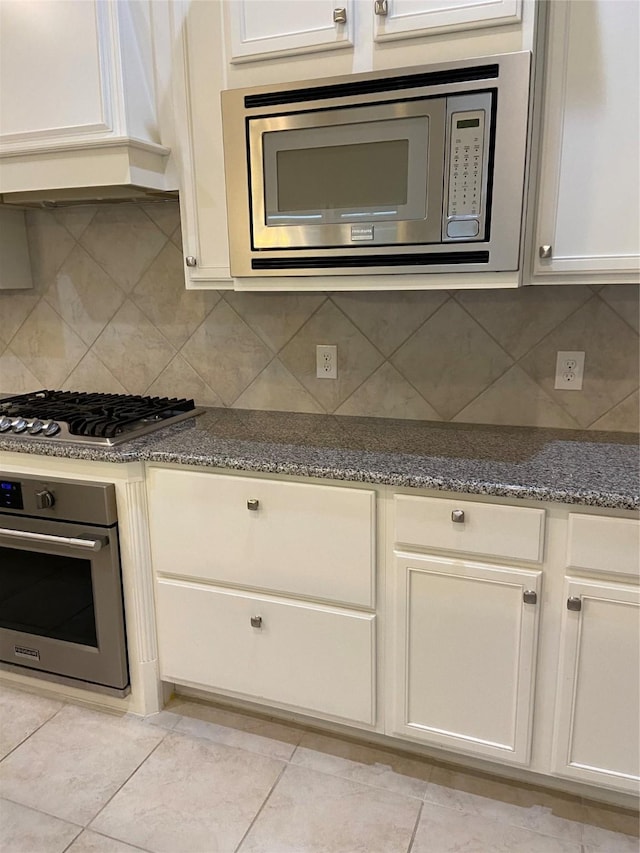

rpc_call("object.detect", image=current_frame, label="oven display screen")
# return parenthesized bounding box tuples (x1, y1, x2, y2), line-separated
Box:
(0, 481, 23, 511)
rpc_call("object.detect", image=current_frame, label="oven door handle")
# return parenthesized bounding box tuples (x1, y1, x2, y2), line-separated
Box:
(0, 528, 108, 552)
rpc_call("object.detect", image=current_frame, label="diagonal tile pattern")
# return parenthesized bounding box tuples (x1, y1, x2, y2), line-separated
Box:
(0, 202, 637, 432)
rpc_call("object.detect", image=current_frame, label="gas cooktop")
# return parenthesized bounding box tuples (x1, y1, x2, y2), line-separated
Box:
(0, 390, 202, 447)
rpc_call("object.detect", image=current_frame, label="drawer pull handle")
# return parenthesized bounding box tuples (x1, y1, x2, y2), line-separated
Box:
(523, 590, 537, 605)
(333, 7, 347, 24)
(451, 509, 465, 523)
(247, 499, 260, 511)
(250, 615, 263, 629)
(567, 596, 582, 612)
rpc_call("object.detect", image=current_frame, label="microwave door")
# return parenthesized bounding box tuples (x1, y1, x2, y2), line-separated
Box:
(249, 100, 445, 251)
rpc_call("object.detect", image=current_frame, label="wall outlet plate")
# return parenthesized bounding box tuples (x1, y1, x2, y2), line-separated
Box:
(316, 345, 337, 379)
(555, 351, 585, 390)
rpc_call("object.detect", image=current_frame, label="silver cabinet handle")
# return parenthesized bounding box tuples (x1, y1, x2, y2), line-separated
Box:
(250, 616, 263, 628)
(451, 509, 465, 523)
(567, 596, 582, 612)
(374, 0, 388, 15)
(0, 528, 108, 552)
(247, 499, 260, 511)
(333, 7, 347, 23)
(539, 245, 552, 259)
(185, 256, 197, 267)
(523, 590, 537, 605)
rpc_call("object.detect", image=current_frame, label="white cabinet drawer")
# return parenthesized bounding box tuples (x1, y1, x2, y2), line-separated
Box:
(567, 515, 640, 577)
(147, 468, 375, 607)
(156, 579, 376, 725)
(394, 495, 545, 563)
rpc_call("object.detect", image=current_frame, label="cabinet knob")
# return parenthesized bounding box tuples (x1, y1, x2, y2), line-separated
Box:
(185, 255, 197, 267)
(247, 498, 260, 511)
(538, 245, 552, 259)
(250, 615, 263, 629)
(333, 7, 347, 23)
(374, 0, 388, 15)
(523, 590, 537, 605)
(567, 596, 582, 612)
(451, 509, 465, 523)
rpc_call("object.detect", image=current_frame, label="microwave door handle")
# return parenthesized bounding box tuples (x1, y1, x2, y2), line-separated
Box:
(0, 528, 108, 552)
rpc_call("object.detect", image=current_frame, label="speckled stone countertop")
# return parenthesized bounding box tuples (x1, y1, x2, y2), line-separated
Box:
(1, 408, 638, 510)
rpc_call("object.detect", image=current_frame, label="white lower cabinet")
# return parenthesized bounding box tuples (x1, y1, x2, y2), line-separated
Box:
(148, 466, 377, 726)
(156, 578, 375, 725)
(552, 578, 640, 794)
(390, 552, 541, 765)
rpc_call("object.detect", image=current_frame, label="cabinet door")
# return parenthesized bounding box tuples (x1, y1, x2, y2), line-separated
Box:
(228, 0, 354, 63)
(156, 578, 376, 725)
(374, 0, 521, 43)
(391, 552, 541, 764)
(552, 578, 640, 794)
(169, 0, 233, 288)
(532, 0, 640, 283)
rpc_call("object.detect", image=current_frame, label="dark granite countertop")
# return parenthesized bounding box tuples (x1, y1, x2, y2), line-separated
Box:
(1, 408, 638, 510)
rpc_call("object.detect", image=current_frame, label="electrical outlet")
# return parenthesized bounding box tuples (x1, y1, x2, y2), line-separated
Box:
(554, 351, 585, 390)
(316, 345, 337, 379)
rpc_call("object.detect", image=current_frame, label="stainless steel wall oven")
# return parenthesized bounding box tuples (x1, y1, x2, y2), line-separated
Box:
(0, 473, 129, 695)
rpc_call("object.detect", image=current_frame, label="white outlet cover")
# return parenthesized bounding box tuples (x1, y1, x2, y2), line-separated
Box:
(316, 345, 337, 379)
(554, 351, 585, 390)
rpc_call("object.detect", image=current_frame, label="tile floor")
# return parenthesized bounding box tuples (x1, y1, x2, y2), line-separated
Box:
(0, 686, 638, 853)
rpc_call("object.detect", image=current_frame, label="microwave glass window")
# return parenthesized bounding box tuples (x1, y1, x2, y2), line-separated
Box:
(276, 140, 409, 213)
(261, 116, 430, 226)
(0, 546, 97, 647)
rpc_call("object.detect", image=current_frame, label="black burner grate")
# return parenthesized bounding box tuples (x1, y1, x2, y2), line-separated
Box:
(0, 390, 196, 439)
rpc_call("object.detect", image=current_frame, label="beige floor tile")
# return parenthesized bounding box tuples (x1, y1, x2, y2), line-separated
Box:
(90, 731, 284, 853)
(424, 766, 584, 842)
(238, 763, 422, 853)
(581, 824, 640, 852)
(411, 802, 582, 853)
(0, 798, 81, 853)
(0, 687, 62, 759)
(168, 698, 303, 760)
(0, 704, 165, 825)
(67, 829, 150, 853)
(291, 731, 431, 799)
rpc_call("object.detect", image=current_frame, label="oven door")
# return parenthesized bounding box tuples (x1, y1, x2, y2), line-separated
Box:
(0, 515, 128, 692)
(249, 99, 446, 250)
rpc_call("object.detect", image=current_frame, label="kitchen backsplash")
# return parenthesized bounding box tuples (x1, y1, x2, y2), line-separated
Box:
(0, 202, 638, 432)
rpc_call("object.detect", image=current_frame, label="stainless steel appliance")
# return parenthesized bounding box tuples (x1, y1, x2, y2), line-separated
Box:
(221, 51, 531, 277)
(0, 390, 201, 447)
(0, 473, 128, 694)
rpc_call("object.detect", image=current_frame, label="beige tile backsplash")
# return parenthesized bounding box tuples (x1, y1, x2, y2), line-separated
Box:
(1, 202, 638, 432)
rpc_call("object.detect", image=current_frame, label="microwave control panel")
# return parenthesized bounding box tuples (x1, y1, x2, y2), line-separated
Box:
(443, 92, 492, 242)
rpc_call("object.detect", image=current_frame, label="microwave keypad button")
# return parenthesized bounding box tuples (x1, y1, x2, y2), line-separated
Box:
(447, 219, 479, 239)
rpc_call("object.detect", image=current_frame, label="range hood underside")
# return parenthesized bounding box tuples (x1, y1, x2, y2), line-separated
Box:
(0, 140, 178, 207)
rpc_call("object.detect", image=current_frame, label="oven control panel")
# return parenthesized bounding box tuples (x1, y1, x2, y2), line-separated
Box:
(0, 480, 23, 511)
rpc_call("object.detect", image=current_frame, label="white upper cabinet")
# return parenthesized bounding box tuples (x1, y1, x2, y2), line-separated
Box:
(373, 0, 521, 43)
(169, 0, 233, 288)
(0, 0, 174, 199)
(228, 0, 354, 63)
(224, 0, 534, 81)
(528, 0, 640, 284)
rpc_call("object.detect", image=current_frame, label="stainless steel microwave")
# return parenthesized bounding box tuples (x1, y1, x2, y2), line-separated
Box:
(221, 52, 531, 278)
